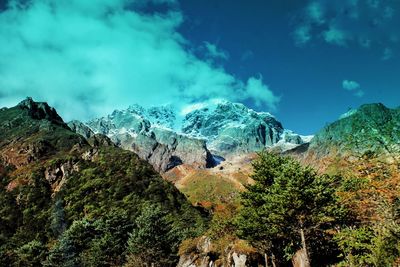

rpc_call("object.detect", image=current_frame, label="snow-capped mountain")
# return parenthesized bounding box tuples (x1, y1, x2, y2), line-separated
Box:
(68, 100, 311, 172)
(181, 100, 309, 155)
(74, 107, 214, 173)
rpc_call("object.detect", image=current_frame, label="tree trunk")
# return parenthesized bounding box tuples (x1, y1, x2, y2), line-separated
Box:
(271, 253, 277, 267)
(299, 227, 311, 267)
(264, 253, 269, 267)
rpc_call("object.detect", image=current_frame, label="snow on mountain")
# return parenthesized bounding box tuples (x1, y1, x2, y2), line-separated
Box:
(181, 100, 310, 155)
(69, 101, 311, 171)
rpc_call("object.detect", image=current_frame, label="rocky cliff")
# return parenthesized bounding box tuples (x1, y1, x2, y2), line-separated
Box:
(0, 97, 87, 168)
(182, 101, 285, 155)
(71, 101, 310, 172)
(83, 107, 214, 172)
(177, 236, 262, 267)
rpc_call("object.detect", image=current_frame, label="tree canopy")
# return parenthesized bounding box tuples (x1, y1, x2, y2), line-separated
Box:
(236, 152, 346, 265)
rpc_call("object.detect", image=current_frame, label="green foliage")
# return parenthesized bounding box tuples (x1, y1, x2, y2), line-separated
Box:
(14, 240, 47, 267)
(334, 226, 374, 266)
(178, 171, 240, 204)
(46, 211, 133, 266)
(335, 199, 400, 267)
(236, 151, 346, 265)
(126, 202, 176, 266)
(0, 173, 21, 243)
(0, 147, 207, 266)
(50, 197, 67, 238)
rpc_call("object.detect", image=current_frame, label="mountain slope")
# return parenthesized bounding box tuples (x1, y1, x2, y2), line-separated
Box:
(84, 107, 214, 173)
(0, 97, 87, 168)
(295, 103, 400, 173)
(288, 103, 400, 222)
(0, 98, 207, 266)
(182, 100, 308, 155)
(70, 101, 309, 173)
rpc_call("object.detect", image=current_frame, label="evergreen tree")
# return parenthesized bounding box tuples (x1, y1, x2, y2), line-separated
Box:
(236, 152, 345, 266)
(335, 199, 400, 266)
(126, 202, 176, 267)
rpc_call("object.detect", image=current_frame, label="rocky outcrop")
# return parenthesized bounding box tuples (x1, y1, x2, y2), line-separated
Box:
(177, 237, 262, 267)
(0, 98, 87, 169)
(82, 108, 214, 172)
(283, 131, 304, 144)
(45, 159, 80, 193)
(68, 120, 95, 139)
(87, 134, 115, 147)
(182, 101, 285, 155)
(18, 97, 66, 126)
(68, 101, 312, 171)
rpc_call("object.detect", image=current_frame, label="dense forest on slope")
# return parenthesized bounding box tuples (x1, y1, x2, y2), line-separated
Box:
(0, 98, 207, 266)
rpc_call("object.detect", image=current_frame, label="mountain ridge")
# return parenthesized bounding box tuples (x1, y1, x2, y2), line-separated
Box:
(69, 100, 310, 172)
(0, 97, 207, 266)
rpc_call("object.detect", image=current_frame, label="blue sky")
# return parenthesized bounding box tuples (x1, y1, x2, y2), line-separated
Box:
(0, 0, 399, 134)
(178, 0, 400, 134)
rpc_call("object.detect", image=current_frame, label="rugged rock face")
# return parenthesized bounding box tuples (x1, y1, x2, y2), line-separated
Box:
(177, 236, 261, 267)
(0, 97, 87, 168)
(69, 101, 311, 171)
(18, 97, 65, 126)
(67, 120, 95, 139)
(182, 101, 285, 155)
(45, 159, 80, 193)
(308, 103, 400, 158)
(82, 107, 214, 172)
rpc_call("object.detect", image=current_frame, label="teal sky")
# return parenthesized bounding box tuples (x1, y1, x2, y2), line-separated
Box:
(0, 0, 399, 134)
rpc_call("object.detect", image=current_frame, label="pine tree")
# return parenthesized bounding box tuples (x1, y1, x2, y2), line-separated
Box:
(126, 202, 175, 267)
(236, 152, 345, 266)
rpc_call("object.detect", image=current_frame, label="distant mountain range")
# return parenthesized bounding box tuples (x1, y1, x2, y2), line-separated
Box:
(68, 100, 311, 172)
(1, 97, 399, 266)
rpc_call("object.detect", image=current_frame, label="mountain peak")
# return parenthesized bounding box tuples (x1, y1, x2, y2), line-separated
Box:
(357, 102, 389, 114)
(17, 97, 65, 125)
(339, 103, 393, 121)
(309, 102, 400, 158)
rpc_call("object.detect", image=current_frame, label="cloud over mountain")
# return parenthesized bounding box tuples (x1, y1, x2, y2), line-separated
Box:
(0, 0, 279, 121)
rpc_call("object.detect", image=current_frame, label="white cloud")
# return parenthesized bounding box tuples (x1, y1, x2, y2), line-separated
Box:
(354, 90, 365, 97)
(293, 25, 312, 46)
(293, 0, 400, 58)
(244, 77, 280, 109)
(0, 0, 280, 121)
(180, 98, 225, 115)
(342, 80, 364, 97)
(382, 47, 394, 60)
(342, 80, 360, 91)
(323, 26, 350, 46)
(204, 42, 229, 60)
(307, 1, 325, 24)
